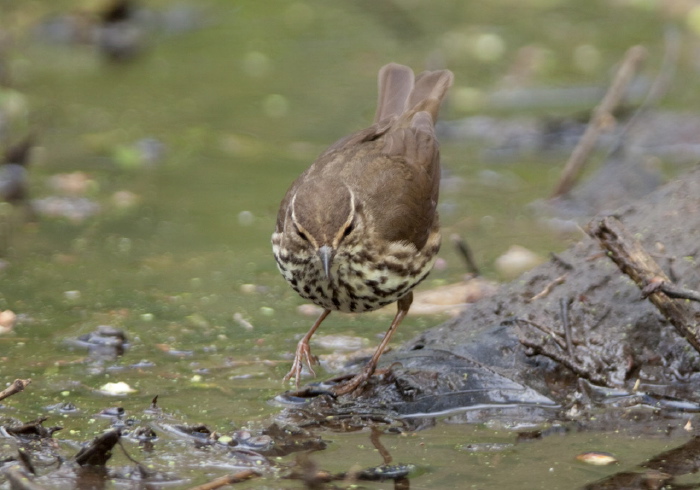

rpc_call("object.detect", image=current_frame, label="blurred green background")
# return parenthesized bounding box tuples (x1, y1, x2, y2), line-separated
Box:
(0, 0, 699, 487)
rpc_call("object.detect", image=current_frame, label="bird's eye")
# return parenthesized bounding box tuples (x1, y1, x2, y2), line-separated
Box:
(297, 230, 309, 242)
(342, 223, 354, 238)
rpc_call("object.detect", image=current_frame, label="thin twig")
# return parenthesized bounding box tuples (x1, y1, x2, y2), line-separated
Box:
(609, 26, 681, 155)
(187, 469, 261, 490)
(117, 439, 145, 466)
(514, 318, 568, 350)
(528, 274, 567, 302)
(560, 298, 574, 355)
(551, 45, 647, 198)
(370, 426, 392, 465)
(518, 330, 609, 386)
(658, 284, 700, 303)
(17, 450, 36, 475)
(0, 379, 31, 402)
(549, 252, 574, 271)
(450, 234, 480, 276)
(643, 281, 700, 303)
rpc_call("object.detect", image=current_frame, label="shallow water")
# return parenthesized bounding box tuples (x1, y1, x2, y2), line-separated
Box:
(1, 0, 700, 488)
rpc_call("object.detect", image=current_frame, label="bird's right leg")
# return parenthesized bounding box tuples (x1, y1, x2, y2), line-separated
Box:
(284, 309, 331, 387)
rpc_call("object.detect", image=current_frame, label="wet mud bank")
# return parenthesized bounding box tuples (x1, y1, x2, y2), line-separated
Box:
(288, 165, 700, 427)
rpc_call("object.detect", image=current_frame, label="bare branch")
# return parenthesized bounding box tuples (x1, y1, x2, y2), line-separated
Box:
(551, 46, 647, 198)
(587, 216, 700, 354)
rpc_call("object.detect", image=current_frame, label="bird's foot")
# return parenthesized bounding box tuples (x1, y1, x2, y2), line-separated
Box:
(283, 340, 317, 387)
(331, 363, 377, 396)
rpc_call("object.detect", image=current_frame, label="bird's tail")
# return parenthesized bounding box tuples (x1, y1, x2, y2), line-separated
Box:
(374, 63, 453, 124)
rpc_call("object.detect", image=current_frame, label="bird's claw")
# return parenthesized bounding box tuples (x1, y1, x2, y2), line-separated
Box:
(331, 365, 375, 396)
(284, 341, 317, 387)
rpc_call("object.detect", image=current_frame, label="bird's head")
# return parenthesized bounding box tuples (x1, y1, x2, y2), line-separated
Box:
(283, 180, 361, 279)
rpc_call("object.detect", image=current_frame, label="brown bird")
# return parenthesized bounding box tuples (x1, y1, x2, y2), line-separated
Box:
(272, 63, 453, 395)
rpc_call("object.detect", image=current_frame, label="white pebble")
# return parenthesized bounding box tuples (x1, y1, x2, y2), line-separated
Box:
(495, 245, 544, 279)
(297, 304, 323, 316)
(99, 382, 136, 395)
(233, 312, 254, 331)
(259, 306, 275, 316)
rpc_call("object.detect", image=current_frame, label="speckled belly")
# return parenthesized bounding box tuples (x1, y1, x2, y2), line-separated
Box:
(273, 233, 441, 313)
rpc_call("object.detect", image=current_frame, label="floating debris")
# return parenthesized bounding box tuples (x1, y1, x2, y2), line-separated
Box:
(458, 442, 515, 452)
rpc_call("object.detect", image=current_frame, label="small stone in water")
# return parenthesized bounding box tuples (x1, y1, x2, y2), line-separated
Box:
(33, 196, 101, 222)
(111, 190, 139, 209)
(217, 435, 234, 445)
(48, 171, 94, 196)
(243, 435, 273, 450)
(242, 51, 271, 78)
(495, 245, 544, 279)
(0, 309, 16, 333)
(297, 304, 323, 316)
(576, 452, 618, 465)
(238, 210, 254, 226)
(99, 382, 136, 395)
(233, 312, 254, 331)
(433, 257, 448, 271)
(263, 94, 289, 118)
(312, 335, 369, 351)
(259, 306, 274, 316)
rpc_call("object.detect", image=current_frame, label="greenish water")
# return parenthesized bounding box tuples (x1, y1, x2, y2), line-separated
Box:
(1, 0, 699, 487)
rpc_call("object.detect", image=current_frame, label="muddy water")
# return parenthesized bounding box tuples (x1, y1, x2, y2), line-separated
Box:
(1, 0, 699, 488)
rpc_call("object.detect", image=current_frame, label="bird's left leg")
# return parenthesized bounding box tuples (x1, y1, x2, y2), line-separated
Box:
(333, 292, 412, 395)
(284, 308, 331, 387)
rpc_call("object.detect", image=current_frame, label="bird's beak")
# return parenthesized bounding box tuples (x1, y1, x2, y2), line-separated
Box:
(318, 245, 334, 279)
